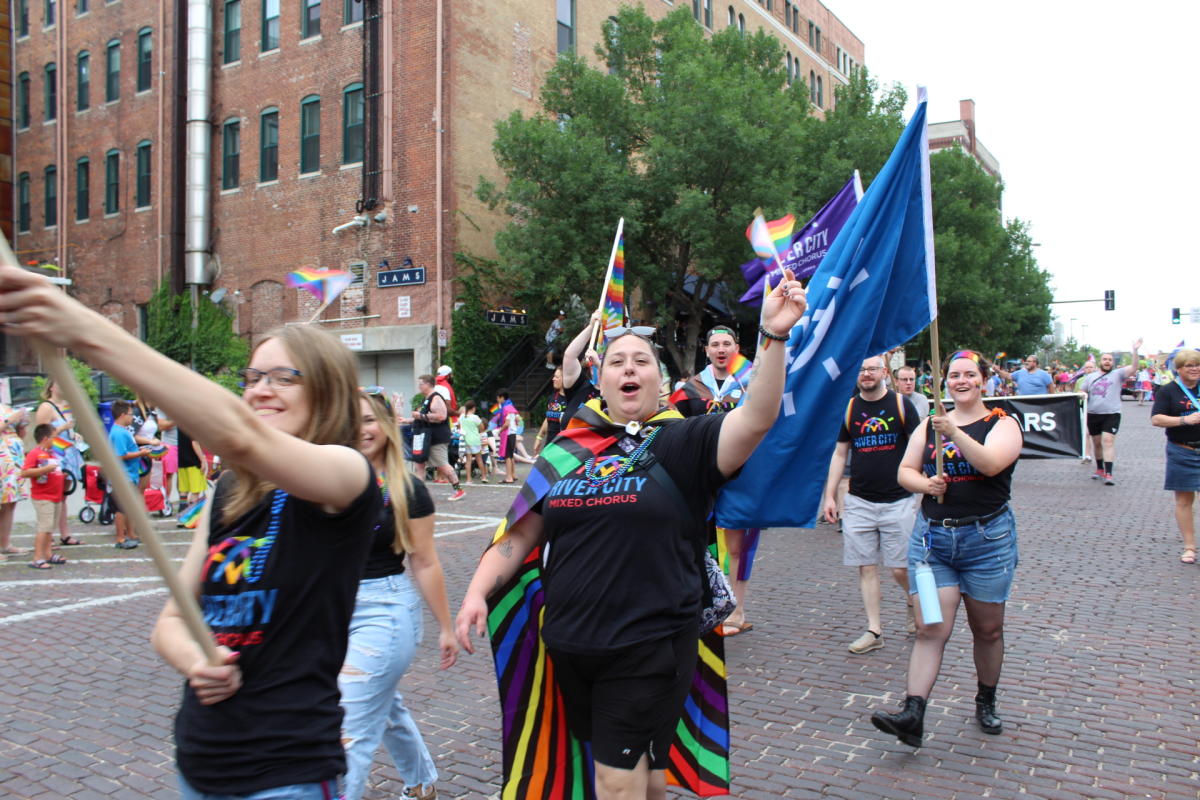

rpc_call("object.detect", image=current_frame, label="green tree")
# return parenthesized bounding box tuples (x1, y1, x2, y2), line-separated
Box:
(31, 356, 99, 405)
(145, 282, 249, 383)
(442, 255, 530, 402)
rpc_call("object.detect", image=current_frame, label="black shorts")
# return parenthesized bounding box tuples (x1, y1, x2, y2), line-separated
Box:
(1087, 413, 1121, 437)
(547, 628, 697, 770)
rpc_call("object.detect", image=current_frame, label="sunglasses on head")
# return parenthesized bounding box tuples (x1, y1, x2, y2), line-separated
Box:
(360, 385, 394, 415)
(605, 325, 655, 340)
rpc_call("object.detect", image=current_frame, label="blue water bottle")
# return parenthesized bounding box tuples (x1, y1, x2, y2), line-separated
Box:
(914, 562, 943, 625)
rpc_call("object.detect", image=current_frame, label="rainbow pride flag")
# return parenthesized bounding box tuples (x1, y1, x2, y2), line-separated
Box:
(178, 497, 206, 529)
(600, 233, 625, 342)
(286, 267, 354, 307)
(486, 399, 730, 798)
(50, 436, 74, 455)
(746, 209, 796, 263)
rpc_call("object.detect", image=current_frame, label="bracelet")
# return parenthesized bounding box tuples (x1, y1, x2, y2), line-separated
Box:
(759, 325, 789, 342)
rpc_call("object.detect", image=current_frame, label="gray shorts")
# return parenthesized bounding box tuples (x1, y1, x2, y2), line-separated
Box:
(428, 443, 450, 468)
(842, 493, 915, 568)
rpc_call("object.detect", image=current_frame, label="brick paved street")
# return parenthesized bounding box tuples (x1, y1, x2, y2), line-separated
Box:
(1, 405, 1197, 799)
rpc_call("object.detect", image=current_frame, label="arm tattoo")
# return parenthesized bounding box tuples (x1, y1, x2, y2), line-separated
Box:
(498, 538, 514, 558)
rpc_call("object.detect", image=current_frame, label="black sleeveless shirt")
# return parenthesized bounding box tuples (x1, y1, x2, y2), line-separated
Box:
(920, 413, 1018, 519)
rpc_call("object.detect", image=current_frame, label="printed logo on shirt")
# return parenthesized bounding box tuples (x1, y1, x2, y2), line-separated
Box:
(925, 438, 982, 482)
(201, 537, 280, 648)
(851, 410, 901, 453)
(545, 462, 646, 509)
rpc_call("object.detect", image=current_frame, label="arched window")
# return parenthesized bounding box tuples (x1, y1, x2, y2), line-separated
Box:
(44, 165, 57, 227)
(105, 149, 120, 213)
(44, 63, 57, 121)
(809, 71, 816, 104)
(222, 118, 240, 189)
(300, 95, 320, 173)
(342, 83, 363, 164)
(17, 72, 30, 129)
(259, 107, 279, 182)
(727, 6, 734, 26)
(135, 140, 152, 207)
(737, 13, 744, 33)
(77, 51, 90, 110)
(106, 39, 120, 101)
(75, 157, 89, 220)
(137, 28, 152, 92)
(17, 173, 31, 232)
(816, 75, 823, 108)
(785, 54, 792, 86)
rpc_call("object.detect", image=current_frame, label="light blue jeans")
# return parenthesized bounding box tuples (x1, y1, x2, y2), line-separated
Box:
(339, 572, 437, 800)
(179, 776, 340, 799)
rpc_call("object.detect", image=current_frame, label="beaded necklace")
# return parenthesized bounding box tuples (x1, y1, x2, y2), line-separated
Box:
(581, 426, 661, 488)
(376, 470, 391, 507)
(245, 489, 288, 583)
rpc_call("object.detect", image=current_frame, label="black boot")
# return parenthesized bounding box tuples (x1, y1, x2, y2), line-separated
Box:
(975, 682, 1002, 735)
(870, 695, 926, 747)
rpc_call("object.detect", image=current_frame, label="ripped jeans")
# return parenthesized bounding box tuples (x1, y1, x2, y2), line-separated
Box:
(339, 572, 437, 800)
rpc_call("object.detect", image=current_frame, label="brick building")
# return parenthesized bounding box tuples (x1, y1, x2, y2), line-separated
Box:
(928, 98, 1000, 179)
(7, 0, 862, 394)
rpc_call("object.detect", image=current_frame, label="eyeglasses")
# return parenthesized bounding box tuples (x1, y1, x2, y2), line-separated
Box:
(238, 367, 303, 389)
(605, 325, 656, 339)
(360, 385, 394, 414)
(895, 376, 916, 381)
(859, 367, 883, 374)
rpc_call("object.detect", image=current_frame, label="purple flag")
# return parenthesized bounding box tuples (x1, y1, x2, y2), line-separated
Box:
(739, 172, 863, 305)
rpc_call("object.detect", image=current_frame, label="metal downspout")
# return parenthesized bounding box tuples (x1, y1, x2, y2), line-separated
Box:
(183, 0, 213, 285)
(435, 0, 444, 360)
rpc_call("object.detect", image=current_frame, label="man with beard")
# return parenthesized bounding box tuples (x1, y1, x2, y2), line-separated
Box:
(822, 355, 920, 653)
(1076, 339, 1142, 485)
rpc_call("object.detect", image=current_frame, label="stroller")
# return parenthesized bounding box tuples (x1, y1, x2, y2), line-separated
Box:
(79, 464, 116, 525)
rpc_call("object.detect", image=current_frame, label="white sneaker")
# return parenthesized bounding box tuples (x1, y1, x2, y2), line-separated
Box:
(848, 630, 884, 654)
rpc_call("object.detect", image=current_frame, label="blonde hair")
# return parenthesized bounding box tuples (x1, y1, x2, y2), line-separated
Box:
(362, 392, 414, 554)
(1174, 348, 1200, 369)
(222, 325, 364, 523)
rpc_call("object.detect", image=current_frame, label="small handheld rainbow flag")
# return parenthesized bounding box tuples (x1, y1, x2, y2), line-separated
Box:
(287, 267, 354, 308)
(50, 436, 74, 455)
(178, 497, 207, 529)
(600, 233, 626, 342)
(746, 209, 796, 265)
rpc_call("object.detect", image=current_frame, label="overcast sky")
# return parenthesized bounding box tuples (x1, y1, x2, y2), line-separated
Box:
(836, 1, 1199, 356)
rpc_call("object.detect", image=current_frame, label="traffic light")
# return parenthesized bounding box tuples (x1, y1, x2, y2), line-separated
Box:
(1172, 307, 1181, 324)
(1104, 290, 1114, 311)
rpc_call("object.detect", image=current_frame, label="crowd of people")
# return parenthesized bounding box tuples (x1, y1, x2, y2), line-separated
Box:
(0, 257, 1194, 799)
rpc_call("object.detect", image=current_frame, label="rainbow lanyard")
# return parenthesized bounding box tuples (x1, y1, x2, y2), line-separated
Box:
(376, 471, 390, 507)
(1176, 379, 1200, 413)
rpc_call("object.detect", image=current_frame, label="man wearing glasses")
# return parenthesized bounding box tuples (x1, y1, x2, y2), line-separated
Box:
(822, 355, 921, 653)
(893, 365, 929, 419)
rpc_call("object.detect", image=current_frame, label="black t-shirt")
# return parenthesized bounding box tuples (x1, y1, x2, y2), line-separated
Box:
(177, 428, 201, 469)
(536, 414, 728, 655)
(175, 469, 382, 794)
(920, 415, 1017, 519)
(1152, 381, 1200, 446)
(673, 376, 740, 418)
(363, 475, 435, 579)
(560, 374, 597, 429)
(420, 393, 451, 445)
(544, 391, 567, 440)
(838, 391, 919, 503)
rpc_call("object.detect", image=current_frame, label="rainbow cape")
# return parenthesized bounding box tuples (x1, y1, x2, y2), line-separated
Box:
(286, 267, 354, 306)
(746, 210, 795, 262)
(486, 398, 731, 798)
(668, 353, 753, 413)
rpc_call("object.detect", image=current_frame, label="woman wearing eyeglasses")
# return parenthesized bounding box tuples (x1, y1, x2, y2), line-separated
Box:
(1150, 348, 1200, 565)
(669, 324, 758, 636)
(870, 350, 1023, 749)
(340, 389, 457, 800)
(0, 265, 382, 800)
(456, 273, 806, 800)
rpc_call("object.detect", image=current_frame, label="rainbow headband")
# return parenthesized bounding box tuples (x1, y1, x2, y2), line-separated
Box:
(945, 349, 986, 370)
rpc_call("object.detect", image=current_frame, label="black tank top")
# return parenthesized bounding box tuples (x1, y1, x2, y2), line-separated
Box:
(920, 413, 1017, 519)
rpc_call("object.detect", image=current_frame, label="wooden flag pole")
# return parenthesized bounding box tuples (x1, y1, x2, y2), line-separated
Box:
(0, 238, 221, 665)
(928, 317, 946, 504)
(591, 218, 625, 353)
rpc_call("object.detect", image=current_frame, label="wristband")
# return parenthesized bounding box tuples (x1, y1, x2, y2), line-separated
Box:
(759, 325, 789, 342)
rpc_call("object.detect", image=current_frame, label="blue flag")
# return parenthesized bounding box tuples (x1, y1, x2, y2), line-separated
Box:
(715, 89, 938, 529)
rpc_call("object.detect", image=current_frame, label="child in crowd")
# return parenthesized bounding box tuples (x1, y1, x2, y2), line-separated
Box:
(20, 424, 67, 569)
(108, 400, 152, 549)
(458, 401, 487, 483)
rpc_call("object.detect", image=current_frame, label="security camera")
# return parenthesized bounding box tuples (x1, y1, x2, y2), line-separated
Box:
(373, 210, 388, 223)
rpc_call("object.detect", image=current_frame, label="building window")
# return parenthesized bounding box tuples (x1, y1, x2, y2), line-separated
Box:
(259, 108, 278, 181)
(223, 0, 241, 62)
(137, 28, 152, 91)
(17, 0, 29, 36)
(45, 0, 55, 27)
(18, 173, 31, 232)
(809, 70, 816, 104)
(75, 158, 89, 220)
(105, 149, 119, 213)
(77, 51, 90, 110)
(816, 75, 823, 108)
(814, 27, 821, 54)
(262, 0, 279, 51)
(703, 0, 711, 27)
(342, 83, 363, 164)
(785, 54, 792, 86)
(784, 1, 790, 28)
(344, 0, 361, 24)
(737, 13, 744, 32)
(17, 73, 30, 129)
(45, 63, 57, 121)
(727, 6, 733, 26)
(136, 140, 152, 207)
(77, 0, 86, 13)
(106, 40, 120, 101)
(222, 119, 240, 189)
(44, 165, 57, 227)
(808, 20, 814, 47)
(766, 0, 772, 10)
(301, 0, 319, 39)
(556, 0, 574, 54)
(300, 95, 320, 173)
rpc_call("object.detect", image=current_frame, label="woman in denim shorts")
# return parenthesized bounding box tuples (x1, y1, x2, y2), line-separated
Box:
(870, 351, 1023, 748)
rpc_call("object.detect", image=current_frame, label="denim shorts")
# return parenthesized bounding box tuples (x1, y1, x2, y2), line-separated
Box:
(907, 508, 1018, 604)
(178, 775, 340, 800)
(1164, 441, 1200, 492)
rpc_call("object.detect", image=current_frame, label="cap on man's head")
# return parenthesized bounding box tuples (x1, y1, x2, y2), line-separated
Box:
(437, 365, 452, 377)
(557, 309, 566, 316)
